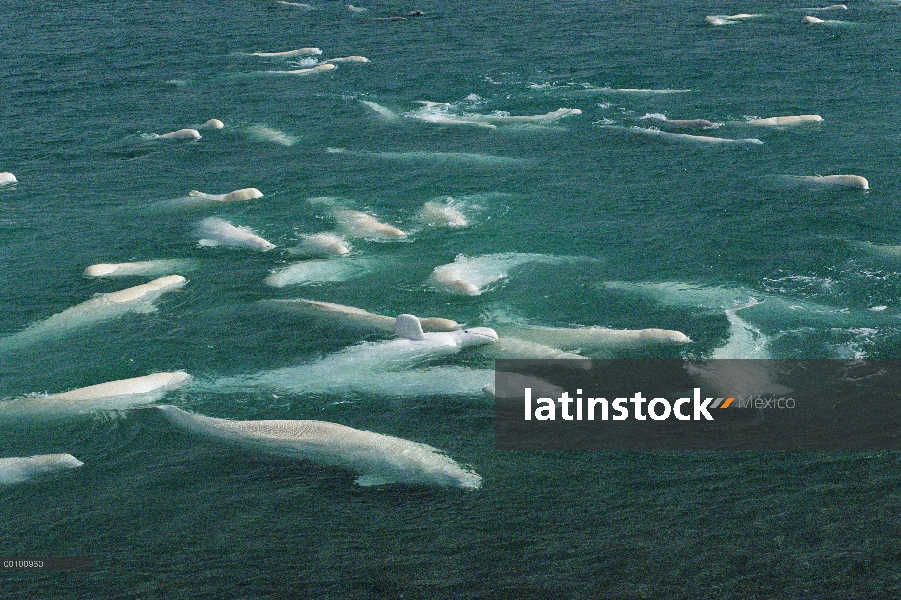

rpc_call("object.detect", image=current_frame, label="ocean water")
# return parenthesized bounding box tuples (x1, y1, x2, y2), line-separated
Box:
(2, 0, 901, 597)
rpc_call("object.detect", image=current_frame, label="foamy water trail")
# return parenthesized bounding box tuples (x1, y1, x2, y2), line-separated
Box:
(358, 100, 400, 122)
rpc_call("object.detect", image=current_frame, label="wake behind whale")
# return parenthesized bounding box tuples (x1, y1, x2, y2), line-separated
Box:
(156, 405, 482, 489)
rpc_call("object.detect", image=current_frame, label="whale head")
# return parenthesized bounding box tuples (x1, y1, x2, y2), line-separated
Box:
(453, 326, 499, 348)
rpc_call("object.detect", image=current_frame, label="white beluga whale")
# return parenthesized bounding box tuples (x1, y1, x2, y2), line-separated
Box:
(324, 56, 369, 64)
(211, 315, 499, 398)
(430, 253, 568, 296)
(481, 336, 589, 364)
(151, 128, 202, 140)
(187, 188, 264, 203)
(331, 207, 407, 239)
(247, 48, 322, 57)
(705, 13, 764, 25)
(199, 119, 225, 129)
(83, 259, 195, 278)
(263, 299, 461, 332)
(744, 115, 823, 126)
(0, 172, 17, 186)
(196, 217, 275, 251)
(327, 147, 523, 167)
(155, 405, 481, 488)
(417, 201, 469, 228)
(495, 324, 692, 357)
(0, 275, 187, 353)
(264, 63, 336, 76)
(264, 257, 372, 287)
(626, 126, 763, 146)
(640, 114, 720, 130)
(0, 372, 192, 420)
(780, 174, 869, 190)
(405, 103, 581, 128)
(0, 454, 84, 485)
(803, 15, 826, 23)
(276, 1, 315, 8)
(287, 233, 351, 258)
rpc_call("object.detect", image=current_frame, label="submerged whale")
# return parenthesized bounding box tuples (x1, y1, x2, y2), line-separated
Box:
(264, 258, 372, 288)
(248, 48, 322, 57)
(0, 172, 16, 185)
(0, 275, 187, 352)
(640, 114, 719, 130)
(212, 315, 498, 397)
(287, 233, 351, 257)
(430, 253, 568, 296)
(265, 299, 461, 332)
(0, 454, 83, 485)
(156, 405, 481, 488)
(406, 103, 581, 128)
(0, 372, 191, 419)
(324, 56, 370, 64)
(416, 201, 469, 228)
(196, 217, 275, 251)
(265, 63, 336, 75)
(628, 126, 763, 146)
(83, 259, 195, 278)
(357, 100, 401, 122)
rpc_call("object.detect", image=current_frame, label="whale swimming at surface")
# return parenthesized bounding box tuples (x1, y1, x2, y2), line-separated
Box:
(495, 324, 692, 356)
(211, 315, 499, 398)
(155, 405, 482, 489)
(244, 125, 297, 146)
(263, 299, 462, 333)
(0, 172, 16, 185)
(405, 103, 581, 128)
(640, 114, 720, 130)
(331, 207, 407, 239)
(0, 454, 84, 485)
(196, 218, 275, 251)
(0, 275, 187, 353)
(0, 372, 192, 419)
(745, 115, 823, 126)
(187, 188, 264, 203)
(417, 201, 469, 228)
(152, 128, 202, 140)
(199, 119, 224, 129)
(83, 259, 195, 278)
(324, 56, 370, 64)
(780, 174, 869, 190)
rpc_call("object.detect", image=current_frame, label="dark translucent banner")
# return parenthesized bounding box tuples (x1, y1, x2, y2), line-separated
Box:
(494, 360, 901, 450)
(0, 557, 91, 571)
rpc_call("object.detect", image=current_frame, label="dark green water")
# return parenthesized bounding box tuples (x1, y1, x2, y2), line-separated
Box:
(2, 0, 901, 597)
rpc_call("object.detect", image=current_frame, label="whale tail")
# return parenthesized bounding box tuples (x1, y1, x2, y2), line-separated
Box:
(396, 314, 425, 340)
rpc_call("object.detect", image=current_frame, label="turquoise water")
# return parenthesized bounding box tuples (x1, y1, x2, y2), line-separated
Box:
(2, 0, 901, 597)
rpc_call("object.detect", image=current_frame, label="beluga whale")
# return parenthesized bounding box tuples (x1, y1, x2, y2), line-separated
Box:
(0, 172, 16, 186)
(155, 405, 482, 488)
(187, 188, 264, 203)
(196, 217, 275, 251)
(0, 454, 84, 485)
(0, 372, 192, 420)
(262, 299, 461, 332)
(210, 315, 499, 398)
(0, 275, 187, 353)
(147, 128, 202, 140)
(430, 253, 569, 296)
(83, 259, 195, 278)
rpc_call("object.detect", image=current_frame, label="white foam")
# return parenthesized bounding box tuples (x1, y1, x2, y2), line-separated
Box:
(416, 201, 469, 228)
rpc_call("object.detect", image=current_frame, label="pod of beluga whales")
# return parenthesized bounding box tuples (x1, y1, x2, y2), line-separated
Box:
(0, 3, 885, 489)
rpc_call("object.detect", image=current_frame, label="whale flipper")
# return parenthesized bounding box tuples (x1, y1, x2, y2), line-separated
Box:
(396, 314, 425, 340)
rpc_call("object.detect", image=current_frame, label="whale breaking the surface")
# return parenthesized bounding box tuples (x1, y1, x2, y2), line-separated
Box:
(0, 454, 84, 485)
(196, 218, 275, 251)
(156, 405, 482, 488)
(84, 259, 195, 278)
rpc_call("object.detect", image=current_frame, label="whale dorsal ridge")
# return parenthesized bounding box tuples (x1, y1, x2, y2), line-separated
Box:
(395, 314, 425, 340)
